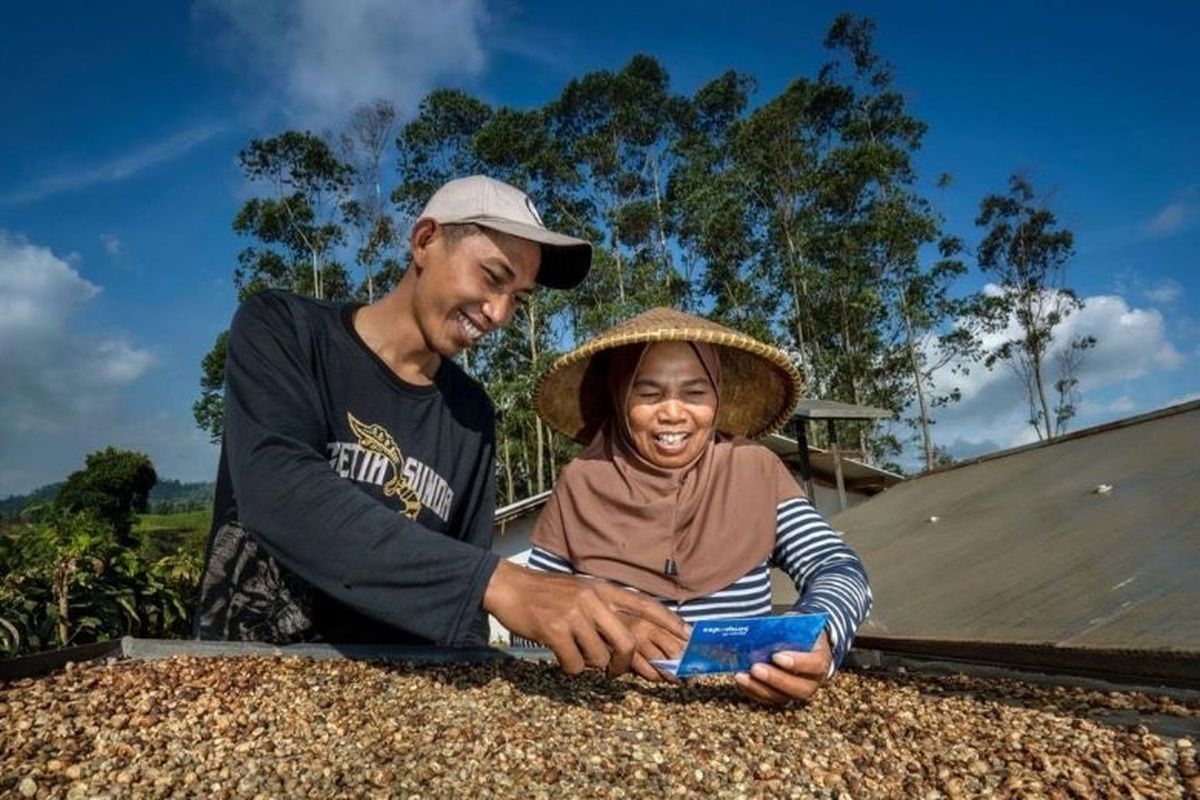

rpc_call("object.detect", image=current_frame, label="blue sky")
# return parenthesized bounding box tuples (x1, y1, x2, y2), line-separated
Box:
(1, 1, 1197, 494)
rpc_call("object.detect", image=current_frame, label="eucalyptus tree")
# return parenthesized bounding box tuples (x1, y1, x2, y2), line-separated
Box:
(669, 71, 776, 336)
(391, 89, 493, 218)
(820, 14, 970, 468)
(729, 75, 849, 395)
(970, 173, 1093, 441)
(340, 100, 401, 301)
(550, 55, 688, 337)
(232, 131, 355, 301)
(193, 132, 356, 442)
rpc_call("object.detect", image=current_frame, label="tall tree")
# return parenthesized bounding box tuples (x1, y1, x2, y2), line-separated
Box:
(232, 131, 355, 301)
(821, 14, 969, 469)
(552, 55, 687, 336)
(55, 448, 157, 546)
(193, 132, 356, 443)
(970, 173, 1093, 441)
(392, 89, 493, 218)
(340, 100, 402, 302)
(669, 71, 774, 334)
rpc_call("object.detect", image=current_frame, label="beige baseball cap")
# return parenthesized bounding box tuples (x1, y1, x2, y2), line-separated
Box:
(419, 175, 592, 290)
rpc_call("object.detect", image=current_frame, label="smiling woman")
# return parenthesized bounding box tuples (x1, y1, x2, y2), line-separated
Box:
(623, 341, 719, 469)
(523, 307, 874, 707)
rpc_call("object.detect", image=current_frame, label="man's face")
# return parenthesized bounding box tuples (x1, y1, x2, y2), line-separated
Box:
(625, 342, 718, 469)
(411, 222, 541, 357)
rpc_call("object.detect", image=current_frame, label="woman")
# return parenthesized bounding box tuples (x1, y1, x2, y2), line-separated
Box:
(527, 308, 872, 706)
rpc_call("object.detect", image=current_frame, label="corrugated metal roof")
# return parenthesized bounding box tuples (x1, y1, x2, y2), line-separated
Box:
(834, 401, 1200, 651)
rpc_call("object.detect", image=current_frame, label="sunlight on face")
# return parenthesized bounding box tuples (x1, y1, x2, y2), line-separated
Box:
(625, 342, 718, 468)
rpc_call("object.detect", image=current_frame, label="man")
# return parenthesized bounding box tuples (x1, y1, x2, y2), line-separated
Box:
(194, 175, 686, 676)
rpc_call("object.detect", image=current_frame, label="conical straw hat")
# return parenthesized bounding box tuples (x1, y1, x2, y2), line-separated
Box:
(535, 307, 803, 444)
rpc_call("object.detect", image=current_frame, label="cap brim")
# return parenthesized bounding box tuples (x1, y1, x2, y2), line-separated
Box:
(467, 217, 592, 290)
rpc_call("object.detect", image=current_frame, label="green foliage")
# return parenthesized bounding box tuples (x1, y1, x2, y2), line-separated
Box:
(132, 509, 212, 562)
(193, 330, 229, 444)
(0, 510, 200, 657)
(967, 174, 1091, 440)
(55, 448, 157, 547)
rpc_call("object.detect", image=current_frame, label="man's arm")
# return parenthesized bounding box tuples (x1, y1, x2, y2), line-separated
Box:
(482, 559, 689, 676)
(221, 293, 499, 646)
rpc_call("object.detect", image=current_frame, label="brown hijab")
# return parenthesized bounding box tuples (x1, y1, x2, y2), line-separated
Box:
(531, 341, 805, 601)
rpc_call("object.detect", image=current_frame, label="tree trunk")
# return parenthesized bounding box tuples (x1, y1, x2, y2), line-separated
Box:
(53, 559, 75, 647)
(781, 223, 810, 385)
(526, 302, 545, 494)
(1032, 350, 1054, 441)
(648, 153, 673, 276)
(312, 249, 322, 300)
(502, 432, 514, 505)
(901, 298, 935, 470)
(839, 290, 870, 459)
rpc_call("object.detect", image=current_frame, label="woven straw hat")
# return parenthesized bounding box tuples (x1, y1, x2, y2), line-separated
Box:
(535, 307, 803, 444)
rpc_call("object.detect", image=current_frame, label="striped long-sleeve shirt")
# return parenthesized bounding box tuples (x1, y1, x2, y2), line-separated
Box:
(524, 497, 872, 670)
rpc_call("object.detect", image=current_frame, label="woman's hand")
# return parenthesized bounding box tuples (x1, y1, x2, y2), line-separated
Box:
(734, 631, 833, 707)
(618, 611, 690, 682)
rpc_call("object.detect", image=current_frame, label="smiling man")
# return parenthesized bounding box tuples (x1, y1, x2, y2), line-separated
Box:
(194, 176, 686, 674)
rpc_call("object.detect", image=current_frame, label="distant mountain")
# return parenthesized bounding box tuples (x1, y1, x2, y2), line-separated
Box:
(0, 479, 215, 518)
(0, 483, 61, 517)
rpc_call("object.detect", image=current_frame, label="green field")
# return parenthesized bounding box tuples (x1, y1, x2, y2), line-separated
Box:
(134, 509, 211, 561)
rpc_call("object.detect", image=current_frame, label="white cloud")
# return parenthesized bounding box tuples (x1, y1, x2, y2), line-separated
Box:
(1143, 188, 1198, 239)
(1078, 395, 1135, 416)
(923, 290, 1186, 461)
(195, 0, 488, 127)
(1144, 202, 1191, 237)
(101, 234, 123, 256)
(0, 233, 177, 494)
(1143, 278, 1182, 305)
(0, 124, 224, 206)
(0, 233, 156, 430)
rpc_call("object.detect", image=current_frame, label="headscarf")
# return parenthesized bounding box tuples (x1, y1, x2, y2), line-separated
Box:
(531, 341, 806, 601)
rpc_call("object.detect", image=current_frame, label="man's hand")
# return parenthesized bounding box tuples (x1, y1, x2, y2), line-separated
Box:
(483, 560, 689, 676)
(734, 630, 834, 707)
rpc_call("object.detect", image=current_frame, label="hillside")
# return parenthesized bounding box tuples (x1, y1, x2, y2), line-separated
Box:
(0, 480, 214, 518)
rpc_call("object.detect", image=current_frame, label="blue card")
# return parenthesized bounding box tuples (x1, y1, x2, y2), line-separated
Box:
(650, 612, 829, 678)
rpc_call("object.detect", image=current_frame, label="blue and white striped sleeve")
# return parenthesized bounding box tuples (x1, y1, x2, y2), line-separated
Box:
(526, 546, 576, 575)
(771, 497, 872, 672)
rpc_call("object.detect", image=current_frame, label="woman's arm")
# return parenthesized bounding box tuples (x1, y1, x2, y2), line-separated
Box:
(771, 497, 873, 671)
(526, 546, 577, 575)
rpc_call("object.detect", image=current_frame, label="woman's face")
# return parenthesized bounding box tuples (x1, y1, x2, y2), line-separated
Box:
(625, 342, 718, 468)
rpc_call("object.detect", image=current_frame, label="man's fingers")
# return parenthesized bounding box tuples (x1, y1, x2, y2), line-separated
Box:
(549, 636, 587, 676)
(603, 584, 689, 636)
(599, 618, 637, 678)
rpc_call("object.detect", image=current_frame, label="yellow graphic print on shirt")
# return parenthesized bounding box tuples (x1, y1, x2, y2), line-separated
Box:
(347, 412, 422, 520)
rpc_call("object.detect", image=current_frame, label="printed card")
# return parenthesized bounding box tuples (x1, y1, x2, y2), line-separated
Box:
(651, 612, 829, 678)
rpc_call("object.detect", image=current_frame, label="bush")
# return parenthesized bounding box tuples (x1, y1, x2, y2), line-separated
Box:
(0, 510, 200, 657)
